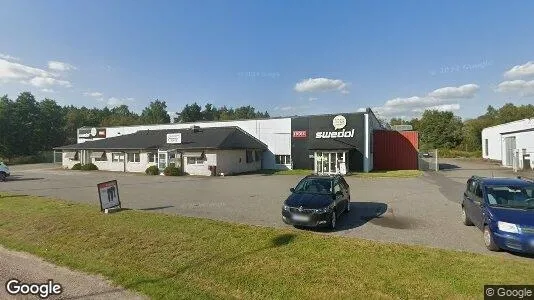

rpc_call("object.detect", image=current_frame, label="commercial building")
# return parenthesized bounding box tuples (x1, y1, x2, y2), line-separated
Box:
(481, 118, 534, 169)
(55, 109, 418, 175)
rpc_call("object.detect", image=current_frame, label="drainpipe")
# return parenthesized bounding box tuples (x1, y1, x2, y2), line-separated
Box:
(123, 151, 126, 172)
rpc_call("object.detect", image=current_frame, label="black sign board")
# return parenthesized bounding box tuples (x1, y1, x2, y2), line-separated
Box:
(97, 180, 121, 212)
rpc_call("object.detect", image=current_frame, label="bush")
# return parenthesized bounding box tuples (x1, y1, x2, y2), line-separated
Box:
(80, 163, 98, 171)
(438, 149, 482, 158)
(145, 165, 160, 175)
(163, 165, 182, 176)
(71, 163, 82, 170)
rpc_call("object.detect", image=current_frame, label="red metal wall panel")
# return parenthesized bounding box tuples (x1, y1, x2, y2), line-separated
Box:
(373, 130, 419, 170)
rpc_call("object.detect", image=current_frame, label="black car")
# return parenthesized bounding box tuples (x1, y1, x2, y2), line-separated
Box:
(282, 174, 350, 229)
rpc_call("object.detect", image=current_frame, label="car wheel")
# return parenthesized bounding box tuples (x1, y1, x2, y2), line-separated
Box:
(0, 173, 5, 182)
(330, 211, 336, 230)
(483, 225, 500, 251)
(461, 207, 473, 226)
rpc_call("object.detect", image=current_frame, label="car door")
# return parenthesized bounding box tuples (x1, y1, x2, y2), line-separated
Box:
(470, 183, 485, 228)
(333, 181, 344, 215)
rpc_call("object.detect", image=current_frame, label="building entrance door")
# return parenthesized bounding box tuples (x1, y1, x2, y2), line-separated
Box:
(504, 136, 516, 167)
(314, 151, 347, 174)
(158, 151, 167, 170)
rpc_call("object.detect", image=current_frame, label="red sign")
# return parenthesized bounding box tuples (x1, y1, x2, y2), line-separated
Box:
(292, 130, 307, 138)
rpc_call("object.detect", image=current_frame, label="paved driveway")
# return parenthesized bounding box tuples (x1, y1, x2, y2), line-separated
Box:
(1, 162, 532, 260)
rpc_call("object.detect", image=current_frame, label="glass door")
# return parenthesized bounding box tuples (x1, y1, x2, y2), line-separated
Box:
(158, 152, 167, 170)
(314, 151, 347, 174)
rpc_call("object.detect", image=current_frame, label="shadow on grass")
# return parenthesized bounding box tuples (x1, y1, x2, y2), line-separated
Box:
(63, 233, 297, 300)
(5, 175, 45, 182)
(137, 206, 174, 211)
(0, 194, 30, 198)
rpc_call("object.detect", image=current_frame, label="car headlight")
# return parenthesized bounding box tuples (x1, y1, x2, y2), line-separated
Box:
(282, 205, 289, 211)
(497, 221, 519, 234)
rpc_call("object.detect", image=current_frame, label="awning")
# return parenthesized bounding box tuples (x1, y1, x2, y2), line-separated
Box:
(184, 151, 204, 157)
(64, 151, 77, 159)
(90, 151, 105, 158)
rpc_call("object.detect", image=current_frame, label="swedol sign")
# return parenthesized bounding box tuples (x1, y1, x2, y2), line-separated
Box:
(315, 115, 356, 139)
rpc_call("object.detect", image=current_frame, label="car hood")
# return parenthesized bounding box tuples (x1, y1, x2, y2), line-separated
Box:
(488, 206, 534, 226)
(284, 192, 333, 209)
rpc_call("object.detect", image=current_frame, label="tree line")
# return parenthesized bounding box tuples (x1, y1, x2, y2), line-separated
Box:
(0, 92, 269, 160)
(389, 103, 534, 151)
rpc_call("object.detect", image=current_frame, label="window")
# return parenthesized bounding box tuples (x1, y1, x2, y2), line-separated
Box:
(246, 150, 253, 163)
(91, 151, 106, 162)
(128, 152, 140, 163)
(148, 152, 158, 163)
(255, 150, 261, 162)
(484, 139, 489, 156)
(334, 183, 342, 195)
(275, 155, 291, 165)
(187, 156, 204, 165)
(112, 153, 125, 162)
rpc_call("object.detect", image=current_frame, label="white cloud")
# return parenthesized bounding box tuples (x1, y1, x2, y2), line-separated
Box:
(41, 88, 55, 93)
(0, 59, 53, 81)
(356, 108, 366, 112)
(29, 76, 71, 88)
(84, 91, 103, 97)
(496, 79, 534, 97)
(294, 77, 348, 93)
(308, 97, 318, 102)
(0, 53, 19, 61)
(413, 103, 461, 113)
(427, 84, 479, 99)
(504, 61, 534, 79)
(372, 83, 478, 118)
(106, 97, 134, 107)
(48, 61, 77, 71)
(0, 58, 73, 90)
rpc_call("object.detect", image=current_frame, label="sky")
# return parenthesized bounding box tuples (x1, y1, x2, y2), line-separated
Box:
(1, 0, 534, 120)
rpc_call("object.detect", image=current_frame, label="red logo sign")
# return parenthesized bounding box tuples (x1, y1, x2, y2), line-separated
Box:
(292, 130, 307, 138)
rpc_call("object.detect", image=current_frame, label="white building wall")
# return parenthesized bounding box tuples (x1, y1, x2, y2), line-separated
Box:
(183, 151, 216, 176)
(62, 152, 79, 169)
(77, 118, 292, 170)
(481, 118, 534, 166)
(216, 149, 262, 175)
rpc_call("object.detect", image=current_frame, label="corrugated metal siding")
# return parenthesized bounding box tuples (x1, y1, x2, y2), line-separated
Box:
(373, 131, 419, 170)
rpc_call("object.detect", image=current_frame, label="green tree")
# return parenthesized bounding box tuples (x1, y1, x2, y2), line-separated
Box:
(418, 110, 463, 149)
(38, 99, 65, 150)
(179, 103, 202, 122)
(141, 100, 170, 124)
(12, 92, 41, 156)
(0, 95, 16, 159)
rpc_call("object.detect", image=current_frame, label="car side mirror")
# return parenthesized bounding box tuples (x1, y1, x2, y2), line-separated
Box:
(290, 188, 295, 193)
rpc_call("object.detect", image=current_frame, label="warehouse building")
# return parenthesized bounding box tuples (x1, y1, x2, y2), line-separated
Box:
(55, 109, 419, 175)
(481, 118, 534, 169)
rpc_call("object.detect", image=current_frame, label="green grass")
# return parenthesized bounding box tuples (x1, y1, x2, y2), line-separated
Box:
(0, 194, 532, 299)
(349, 169, 423, 178)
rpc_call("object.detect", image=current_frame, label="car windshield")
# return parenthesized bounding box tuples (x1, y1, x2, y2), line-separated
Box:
(293, 178, 332, 194)
(485, 185, 534, 209)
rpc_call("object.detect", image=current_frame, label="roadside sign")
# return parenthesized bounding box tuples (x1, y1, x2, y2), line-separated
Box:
(97, 180, 121, 211)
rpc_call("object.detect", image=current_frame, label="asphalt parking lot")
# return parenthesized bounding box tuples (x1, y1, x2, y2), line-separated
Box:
(1, 160, 533, 259)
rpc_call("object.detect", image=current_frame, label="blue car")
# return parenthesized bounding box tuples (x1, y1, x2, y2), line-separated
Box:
(461, 176, 534, 253)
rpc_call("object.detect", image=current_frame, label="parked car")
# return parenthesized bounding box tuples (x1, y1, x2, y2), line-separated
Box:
(461, 175, 534, 253)
(282, 174, 350, 229)
(0, 162, 10, 182)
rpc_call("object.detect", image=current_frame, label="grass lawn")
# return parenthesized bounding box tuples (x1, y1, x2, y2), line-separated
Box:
(259, 169, 422, 178)
(349, 170, 423, 178)
(0, 194, 533, 299)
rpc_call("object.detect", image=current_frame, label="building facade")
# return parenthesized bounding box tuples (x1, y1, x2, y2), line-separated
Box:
(482, 118, 534, 169)
(58, 109, 385, 175)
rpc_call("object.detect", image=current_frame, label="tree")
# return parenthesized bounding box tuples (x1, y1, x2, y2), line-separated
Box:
(202, 103, 218, 121)
(179, 103, 202, 122)
(418, 110, 463, 150)
(141, 100, 170, 124)
(0, 95, 16, 159)
(12, 92, 41, 156)
(38, 99, 65, 150)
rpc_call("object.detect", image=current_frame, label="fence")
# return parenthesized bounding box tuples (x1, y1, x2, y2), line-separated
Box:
(53, 151, 63, 164)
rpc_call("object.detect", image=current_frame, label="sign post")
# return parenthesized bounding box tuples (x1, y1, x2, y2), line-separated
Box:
(97, 180, 121, 213)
